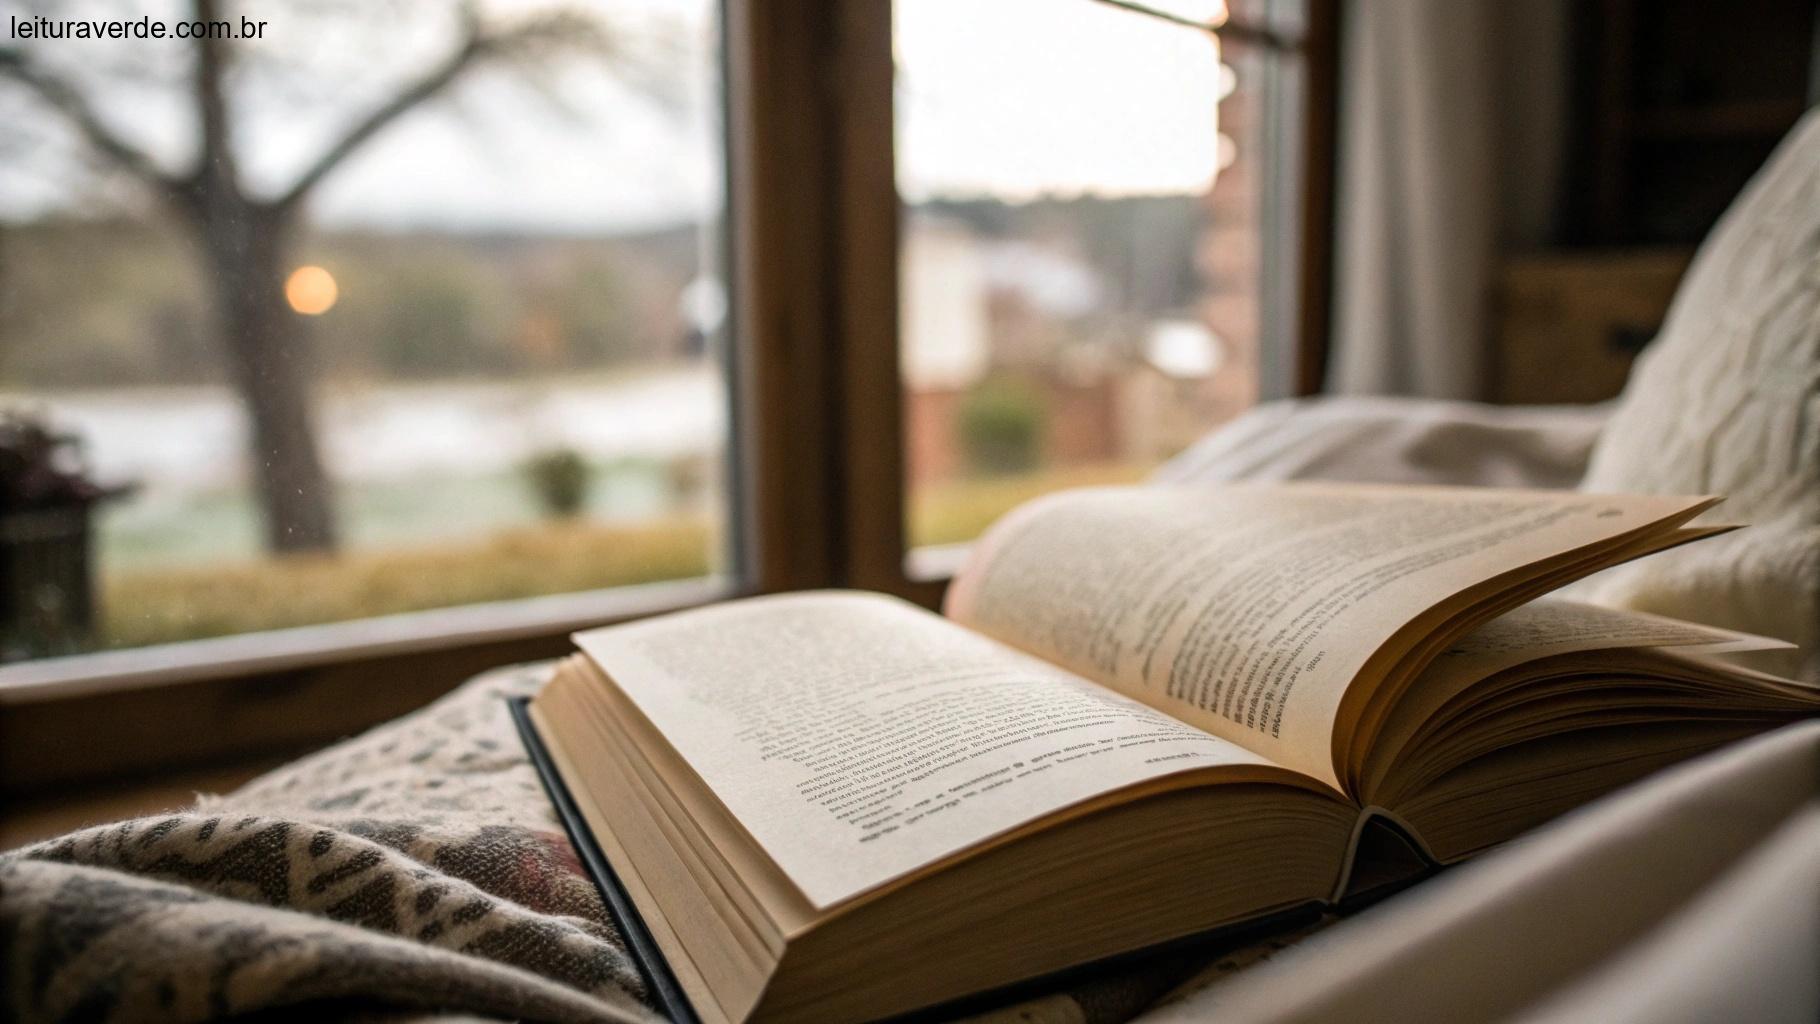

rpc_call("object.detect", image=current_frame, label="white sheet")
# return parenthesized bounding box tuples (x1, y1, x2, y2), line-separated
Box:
(1153, 395, 1607, 491)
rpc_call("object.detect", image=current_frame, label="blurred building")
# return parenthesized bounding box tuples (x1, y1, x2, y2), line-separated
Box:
(900, 39, 1263, 486)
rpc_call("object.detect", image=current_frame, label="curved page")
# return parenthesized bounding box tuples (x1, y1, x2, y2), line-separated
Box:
(574, 591, 1301, 910)
(945, 483, 1711, 787)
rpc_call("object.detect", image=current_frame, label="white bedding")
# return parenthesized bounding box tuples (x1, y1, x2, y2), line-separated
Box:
(1154, 395, 1607, 491)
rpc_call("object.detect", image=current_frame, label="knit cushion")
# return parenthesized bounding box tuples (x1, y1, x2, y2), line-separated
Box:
(1570, 109, 1820, 681)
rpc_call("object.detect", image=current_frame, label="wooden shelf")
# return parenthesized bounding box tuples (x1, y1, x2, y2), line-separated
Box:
(1568, 0, 1814, 246)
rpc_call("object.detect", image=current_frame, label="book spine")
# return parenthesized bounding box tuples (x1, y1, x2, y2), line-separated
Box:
(1332, 807, 1438, 908)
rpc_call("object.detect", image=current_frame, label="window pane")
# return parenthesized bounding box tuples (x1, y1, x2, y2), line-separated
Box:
(0, 0, 728, 661)
(897, 0, 1305, 551)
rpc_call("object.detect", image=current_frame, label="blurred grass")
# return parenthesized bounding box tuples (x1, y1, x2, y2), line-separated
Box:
(100, 461, 1153, 647)
(101, 519, 714, 648)
(908, 461, 1149, 547)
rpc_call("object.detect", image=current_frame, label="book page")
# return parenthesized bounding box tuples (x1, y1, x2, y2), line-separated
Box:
(573, 591, 1307, 910)
(1361, 599, 1796, 797)
(945, 483, 1712, 787)
(1429, 598, 1791, 677)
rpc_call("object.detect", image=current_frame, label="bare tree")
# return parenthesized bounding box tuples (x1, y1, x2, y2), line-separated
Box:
(0, 0, 612, 553)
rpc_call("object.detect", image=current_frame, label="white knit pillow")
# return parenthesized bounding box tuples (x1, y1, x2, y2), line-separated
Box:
(1570, 109, 1820, 682)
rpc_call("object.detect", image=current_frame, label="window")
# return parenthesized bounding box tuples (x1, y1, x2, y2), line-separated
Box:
(0, 0, 1334, 794)
(1, 1, 731, 663)
(896, 0, 1313, 555)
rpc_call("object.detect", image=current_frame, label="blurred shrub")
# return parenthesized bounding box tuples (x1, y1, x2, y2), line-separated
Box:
(0, 411, 115, 512)
(958, 377, 1048, 476)
(522, 447, 592, 518)
(666, 452, 714, 509)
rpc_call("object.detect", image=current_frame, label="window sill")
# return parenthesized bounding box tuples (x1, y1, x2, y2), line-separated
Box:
(905, 542, 972, 586)
(0, 576, 734, 795)
(0, 575, 733, 704)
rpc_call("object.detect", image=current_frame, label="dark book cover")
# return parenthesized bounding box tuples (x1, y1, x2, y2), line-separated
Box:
(511, 696, 702, 1023)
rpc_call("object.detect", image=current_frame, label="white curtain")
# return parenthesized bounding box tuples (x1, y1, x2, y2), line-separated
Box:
(1325, 0, 1569, 399)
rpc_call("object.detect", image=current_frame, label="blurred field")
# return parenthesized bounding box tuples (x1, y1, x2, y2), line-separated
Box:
(101, 519, 714, 648)
(99, 462, 1151, 648)
(906, 461, 1148, 546)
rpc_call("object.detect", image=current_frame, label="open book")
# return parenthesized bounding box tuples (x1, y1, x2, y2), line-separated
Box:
(523, 483, 1817, 1023)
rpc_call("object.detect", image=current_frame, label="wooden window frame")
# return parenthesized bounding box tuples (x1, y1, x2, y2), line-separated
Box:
(0, 0, 1338, 804)
(726, 0, 936, 607)
(735, 0, 1342, 598)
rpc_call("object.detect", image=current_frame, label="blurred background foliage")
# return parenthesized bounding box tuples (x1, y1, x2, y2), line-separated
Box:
(0, 220, 695, 389)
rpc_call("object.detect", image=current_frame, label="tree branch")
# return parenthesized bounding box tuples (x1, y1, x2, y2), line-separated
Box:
(191, 0, 241, 204)
(0, 47, 185, 202)
(276, 9, 609, 212)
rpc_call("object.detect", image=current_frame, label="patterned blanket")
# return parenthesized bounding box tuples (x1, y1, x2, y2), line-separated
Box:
(1, 664, 1305, 1023)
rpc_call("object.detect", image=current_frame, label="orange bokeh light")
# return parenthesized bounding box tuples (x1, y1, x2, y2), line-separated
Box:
(285, 265, 339, 315)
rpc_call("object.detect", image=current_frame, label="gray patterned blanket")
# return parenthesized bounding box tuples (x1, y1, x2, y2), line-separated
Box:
(2, 664, 1297, 1023)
